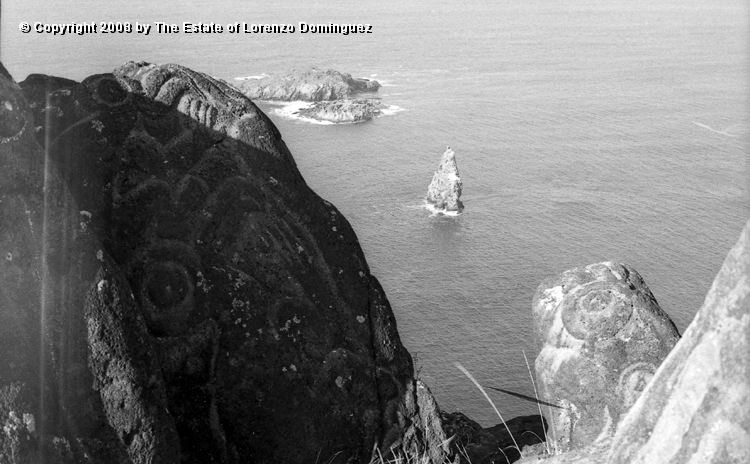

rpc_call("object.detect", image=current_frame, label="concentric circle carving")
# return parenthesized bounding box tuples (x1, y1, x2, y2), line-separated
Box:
(561, 284, 633, 340)
(140, 260, 195, 336)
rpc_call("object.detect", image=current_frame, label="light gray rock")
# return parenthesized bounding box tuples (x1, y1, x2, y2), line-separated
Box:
(606, 217, 750, 463)
(426, 147, 463, 212)
(520, 221, 750, 463)
(532, 262, 680, 453)
(296, 99, 387, 123)
(238, 68, 380, 102)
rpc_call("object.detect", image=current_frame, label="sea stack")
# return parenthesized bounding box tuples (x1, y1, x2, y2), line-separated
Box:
(426, 146, 464, 212)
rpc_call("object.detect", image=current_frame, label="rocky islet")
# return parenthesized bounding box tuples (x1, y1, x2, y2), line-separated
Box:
(237, 67, 387, 123)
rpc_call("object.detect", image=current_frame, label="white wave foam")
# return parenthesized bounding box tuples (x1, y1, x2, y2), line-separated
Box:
(381, 105, 405, 116)
(422, 201, 461, 216)
(267, 101, 335, 125)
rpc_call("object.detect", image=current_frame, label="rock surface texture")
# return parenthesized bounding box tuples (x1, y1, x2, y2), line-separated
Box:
(1, 60, 443, 464)
(426, 147, 464, 212)
(532, 262, 680, 453)
(0, 62, 180, 464)
(296, 99, 387, 123)
(441, 412, 547, 464)
(518, 219, 750, 463)
(238, 68, 380, 102)
(606, 217, 750, 463)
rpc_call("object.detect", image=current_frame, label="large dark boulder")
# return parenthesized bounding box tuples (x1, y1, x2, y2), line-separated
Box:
(1, 62, 180, 464)
(2, 60, 426, 463)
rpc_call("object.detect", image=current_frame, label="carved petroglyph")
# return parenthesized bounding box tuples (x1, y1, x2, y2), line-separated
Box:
(533, 262, 680, 452)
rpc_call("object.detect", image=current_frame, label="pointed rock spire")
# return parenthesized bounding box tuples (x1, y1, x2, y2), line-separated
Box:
(426, 146, 463, 212)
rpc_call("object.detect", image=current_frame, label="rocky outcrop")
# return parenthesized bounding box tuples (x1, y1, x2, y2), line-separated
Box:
(1, 62, 180, 464)
(426, 146, 464, 212)
(532, 262, 680, 453)
(441, 412, 547, 463)
(237, 68, 380, 102)
(1, 60, 440, 464)
(605, 217, 750, 463)
(296, 99, 387, 123)
(519, 229, 750, 463)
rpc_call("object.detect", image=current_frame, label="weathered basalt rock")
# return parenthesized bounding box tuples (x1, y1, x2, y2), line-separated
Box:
(518, 219, 750, 463)
(532, 262, 680, 453)
(238, 67, 380, 102)
(2, 60, 437, 463)
(1, 61, 180, 464)
(296, 99, 387, 123)
(426, 146, 463, 212)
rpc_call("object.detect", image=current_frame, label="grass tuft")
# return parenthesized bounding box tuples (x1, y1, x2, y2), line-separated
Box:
(454, 362, 521, 454)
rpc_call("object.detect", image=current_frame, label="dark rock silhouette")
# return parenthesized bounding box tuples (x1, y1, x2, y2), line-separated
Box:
(237, 67, 380, 102)
(532, 262, 680, 453)
(1, 61, 441, 464)
(426, 146, 463, 212)
(1, 61, 180, 464)
(442, 412, 547, 463)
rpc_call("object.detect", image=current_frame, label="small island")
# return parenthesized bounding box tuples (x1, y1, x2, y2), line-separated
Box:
(237, 67, 387, 123)
(237, 67, 380, 102)
(295, 99, 388, 124)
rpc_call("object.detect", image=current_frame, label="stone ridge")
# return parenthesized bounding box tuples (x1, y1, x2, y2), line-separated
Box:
(6, 61, 430, 464)
(237, 67, 381, 102)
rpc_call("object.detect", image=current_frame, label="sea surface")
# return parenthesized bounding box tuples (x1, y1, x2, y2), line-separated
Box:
(3, 0, 748, 426)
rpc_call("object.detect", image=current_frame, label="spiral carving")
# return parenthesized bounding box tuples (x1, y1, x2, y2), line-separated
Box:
(561, 284, 633, 340)
(616, 362, 656, 410)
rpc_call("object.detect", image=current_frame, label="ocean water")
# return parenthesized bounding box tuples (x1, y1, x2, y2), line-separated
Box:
(2, 0, 748, 426)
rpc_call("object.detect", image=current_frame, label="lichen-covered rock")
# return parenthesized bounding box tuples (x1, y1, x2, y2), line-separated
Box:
(426, 146, 463, 212)
(532, 262, 680, 453)
(606, 218, 750, 463)
(296, 99, 387, 123)
(15, 61, 423, 463)
(1, 61, 179, 464)
(237, 67, 380, 102)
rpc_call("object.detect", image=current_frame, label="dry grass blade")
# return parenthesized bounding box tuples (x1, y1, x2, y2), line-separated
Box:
(454, 362, 521, 453)
(523, 349, 552, 455)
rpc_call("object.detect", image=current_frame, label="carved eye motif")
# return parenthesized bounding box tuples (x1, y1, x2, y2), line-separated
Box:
(561, 285, 633, 340)
(141, 261, 195, 336)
